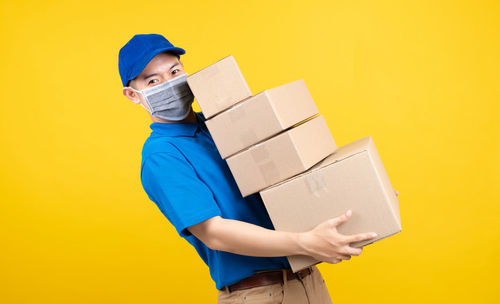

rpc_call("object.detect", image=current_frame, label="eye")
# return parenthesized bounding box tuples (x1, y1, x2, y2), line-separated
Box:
(171, 68, 180, 75)
(148, 79, 159, 85)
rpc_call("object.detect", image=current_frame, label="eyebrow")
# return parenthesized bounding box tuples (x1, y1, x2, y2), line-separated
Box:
(142, 63, 180, 80)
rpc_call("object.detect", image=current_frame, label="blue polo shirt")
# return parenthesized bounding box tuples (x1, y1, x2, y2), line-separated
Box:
(140, 111, 291, 290)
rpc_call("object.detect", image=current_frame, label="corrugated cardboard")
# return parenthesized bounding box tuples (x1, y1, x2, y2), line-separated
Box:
(205, 79, 319, 158)
(260, 136, 401, 272)
(187, 55, 252, 119)
(226, 115, 336, 197)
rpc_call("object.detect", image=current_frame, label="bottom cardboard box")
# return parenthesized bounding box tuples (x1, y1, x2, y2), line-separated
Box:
(260, 136, 401, 272)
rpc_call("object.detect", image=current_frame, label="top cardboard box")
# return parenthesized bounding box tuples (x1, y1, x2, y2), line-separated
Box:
(187, 55, 252, 119)
(260, 136, 401, 272)
(205, 79, 319, 158)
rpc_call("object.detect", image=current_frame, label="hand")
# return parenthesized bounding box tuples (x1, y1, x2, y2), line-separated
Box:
(297, 210, 377, 264)
(395, 189, 399, 196)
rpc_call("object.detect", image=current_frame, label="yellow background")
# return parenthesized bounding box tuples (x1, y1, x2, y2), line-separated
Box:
(1, 0, 499, 303)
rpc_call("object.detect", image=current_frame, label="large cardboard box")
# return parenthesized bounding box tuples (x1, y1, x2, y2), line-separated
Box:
(205, 79, 319, 158)
(226, 115, 336, 197)
(187, 55, 252, 119)
(260, 136, 401, 272)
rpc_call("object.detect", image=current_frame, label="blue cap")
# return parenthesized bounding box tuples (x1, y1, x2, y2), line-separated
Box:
(118, 34, 186, 87)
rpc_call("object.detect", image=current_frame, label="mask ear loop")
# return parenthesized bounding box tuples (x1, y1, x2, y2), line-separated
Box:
(129, 87, 152, 113)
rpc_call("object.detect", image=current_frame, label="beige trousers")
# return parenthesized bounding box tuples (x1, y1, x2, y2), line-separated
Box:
(217, 266, 333, 304)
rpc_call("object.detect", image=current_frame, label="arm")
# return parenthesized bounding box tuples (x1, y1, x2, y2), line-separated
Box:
(189, 190, 399, 264)
(188, 215, 306, 257)
(188, 210, 377, 264)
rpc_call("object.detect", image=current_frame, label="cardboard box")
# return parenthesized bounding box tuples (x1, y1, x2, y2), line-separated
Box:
(226, 115, 336, 197)
(187, 55, 252, 119)
(260, 136, 401, 272)
(205, 79, 319, 158)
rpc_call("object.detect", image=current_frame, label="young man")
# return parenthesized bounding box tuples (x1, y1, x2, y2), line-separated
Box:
(119, 34, 387, 303)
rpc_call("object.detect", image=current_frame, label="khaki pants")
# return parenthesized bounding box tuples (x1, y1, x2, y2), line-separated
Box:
(217, 266, 333, 304)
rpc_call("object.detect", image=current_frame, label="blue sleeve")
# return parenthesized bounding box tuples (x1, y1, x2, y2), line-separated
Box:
(141, 152, 222, 238)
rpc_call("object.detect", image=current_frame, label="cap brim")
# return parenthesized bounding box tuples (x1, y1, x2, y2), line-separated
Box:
(126, 46, 186, 86)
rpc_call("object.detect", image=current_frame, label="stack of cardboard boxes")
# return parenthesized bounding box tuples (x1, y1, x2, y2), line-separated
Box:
(187, 56, 401, 272)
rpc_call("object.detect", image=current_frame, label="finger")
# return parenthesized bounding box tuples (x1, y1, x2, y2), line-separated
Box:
(395, 190, 399, 196)
(337, 254, 351, 260)
(329, 258, 342, 264)
(342, 246, 363, 256)
(343, 232, 378, 244)
(330, 210, 352, 227)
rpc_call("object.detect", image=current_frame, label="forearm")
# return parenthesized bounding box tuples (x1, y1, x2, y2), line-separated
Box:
(206, 217, 308, 257)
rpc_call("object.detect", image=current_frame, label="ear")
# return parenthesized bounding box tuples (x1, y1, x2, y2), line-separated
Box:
(122, 87, 141, 105)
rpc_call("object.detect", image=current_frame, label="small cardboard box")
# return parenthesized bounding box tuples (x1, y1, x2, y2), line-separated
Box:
(187, 55, 252, 119)
(226, 115, 336, 197)
(260, 136, 401, 272)
(205, 79, 319, 158)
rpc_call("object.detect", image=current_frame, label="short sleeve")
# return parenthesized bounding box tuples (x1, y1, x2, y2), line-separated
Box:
(141, 152, 222, 238)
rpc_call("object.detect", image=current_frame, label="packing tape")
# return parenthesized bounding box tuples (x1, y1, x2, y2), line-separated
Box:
(258, 161, 280, 185)
(228, 105, 258, 149)
(203, 64, 232, 107)
(240, 129, 258, 147)
(305, 170, 328, 198)
(229, 104, 246, 122)
(250, 145, 280, 185)
(214, 95, 232, 108)
(250, 144, 270, 163)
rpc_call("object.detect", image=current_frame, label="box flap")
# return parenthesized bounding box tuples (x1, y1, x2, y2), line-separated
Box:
(262, 136, 372, 191)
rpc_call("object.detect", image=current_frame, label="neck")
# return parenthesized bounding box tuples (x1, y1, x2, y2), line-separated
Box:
(150, 108, 197, 124)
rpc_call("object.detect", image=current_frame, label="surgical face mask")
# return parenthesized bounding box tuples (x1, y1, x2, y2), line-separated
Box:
(130, 73, 194, 121)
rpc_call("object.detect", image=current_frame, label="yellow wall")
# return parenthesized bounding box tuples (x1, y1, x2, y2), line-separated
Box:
(1, 0, 498, 303)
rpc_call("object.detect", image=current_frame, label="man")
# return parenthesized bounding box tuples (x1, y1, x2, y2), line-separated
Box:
(119, 34, 391, 303)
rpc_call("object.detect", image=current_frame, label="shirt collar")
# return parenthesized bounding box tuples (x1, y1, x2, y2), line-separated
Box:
(149, 111, 208, 137)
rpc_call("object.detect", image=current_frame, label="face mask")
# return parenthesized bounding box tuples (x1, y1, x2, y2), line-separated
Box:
(130, 73, 194, 121)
